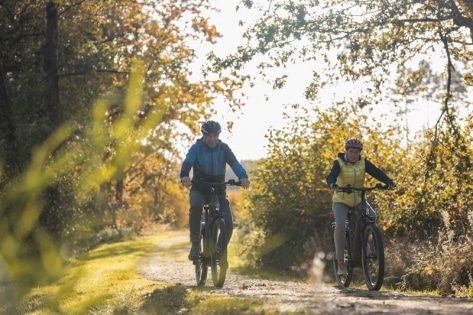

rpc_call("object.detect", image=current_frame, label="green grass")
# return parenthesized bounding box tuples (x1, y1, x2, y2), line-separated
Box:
(7, 229, 264, 315)
(191, 296, 263, 314)
(8, 231, 181, 314)
(7, 228, 456, 315)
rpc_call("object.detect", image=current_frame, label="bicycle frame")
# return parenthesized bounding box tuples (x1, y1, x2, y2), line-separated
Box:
(333, 183, 391, 290)
(201, 186, 224, 260)
(347, 199, 375, 267)
(193, 179, 242, 287)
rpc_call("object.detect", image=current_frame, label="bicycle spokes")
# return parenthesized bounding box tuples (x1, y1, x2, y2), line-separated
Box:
(362, 225, 385, 291)
(366, 248, 378, 260)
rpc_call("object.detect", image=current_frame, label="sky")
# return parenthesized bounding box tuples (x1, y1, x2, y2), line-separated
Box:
(200, 3, 323, 160)
(198, 3, 288, 160)
(194, 2, 462, 161)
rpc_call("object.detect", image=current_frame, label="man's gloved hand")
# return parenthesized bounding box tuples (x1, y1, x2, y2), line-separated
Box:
(240, 178, 250, 189)
(387, 181, 396, 190)
(181, 176, 192, 187)
(329, 183, 339, 191)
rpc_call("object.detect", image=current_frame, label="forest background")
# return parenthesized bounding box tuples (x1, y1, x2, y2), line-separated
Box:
(1, 0, 473, 306)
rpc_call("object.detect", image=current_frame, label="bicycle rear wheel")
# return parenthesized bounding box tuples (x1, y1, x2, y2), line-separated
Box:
(210, 218, 227, 288)
(195, 231, 208, 286)
(362, 224, 385, 290)
(333, 228, 353, 287)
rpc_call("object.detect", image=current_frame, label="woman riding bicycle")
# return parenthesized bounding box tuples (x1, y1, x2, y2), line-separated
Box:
(180, 120, 250, 263)
(326, 138, 395, 276)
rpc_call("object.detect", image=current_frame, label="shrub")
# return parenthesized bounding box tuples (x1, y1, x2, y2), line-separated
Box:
(399, 212, 473, 297)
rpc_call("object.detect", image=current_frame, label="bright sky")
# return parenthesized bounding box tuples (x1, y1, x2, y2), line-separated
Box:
(196, 2, 465, 161)
(202, 3, 320, 160)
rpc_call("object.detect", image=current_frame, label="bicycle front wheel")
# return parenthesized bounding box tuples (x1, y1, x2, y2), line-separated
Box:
(195, 232, 208, 286)
(362, 224, 385, 291)
(210, 218, 228, 288)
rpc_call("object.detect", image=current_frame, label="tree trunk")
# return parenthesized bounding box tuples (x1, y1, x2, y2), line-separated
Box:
(0, 61, 17, 177)
(44, 1, 59, 126)
(116, 179, 124, 203)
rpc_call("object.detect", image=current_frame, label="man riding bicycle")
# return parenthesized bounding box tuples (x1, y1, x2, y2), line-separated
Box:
(180, 120, 250, 263)
(326, 138, 395, 276)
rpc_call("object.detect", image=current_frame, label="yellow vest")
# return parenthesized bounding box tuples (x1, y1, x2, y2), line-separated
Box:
(333, 157, 366, 207)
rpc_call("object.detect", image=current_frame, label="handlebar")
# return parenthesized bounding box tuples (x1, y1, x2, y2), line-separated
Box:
(336, 184, 390, 194)
(335, 184, 404, 195)
(191, 179, 242, 187)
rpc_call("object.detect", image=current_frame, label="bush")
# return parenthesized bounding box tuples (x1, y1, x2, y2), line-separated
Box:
(400, 231, 473, 297)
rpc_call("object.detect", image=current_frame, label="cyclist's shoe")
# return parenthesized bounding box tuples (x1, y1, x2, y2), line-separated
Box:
(188, 243, 200, 261)
(337, 262, 348, 276)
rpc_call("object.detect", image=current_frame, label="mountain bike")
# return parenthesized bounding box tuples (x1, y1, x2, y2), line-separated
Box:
(332, 183, 392, 291)
(193, 179, 242, 288)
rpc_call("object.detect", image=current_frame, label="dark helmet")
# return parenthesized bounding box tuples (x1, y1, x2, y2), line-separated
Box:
(201, 120, 222, 135)
(345, 138, 363, 150)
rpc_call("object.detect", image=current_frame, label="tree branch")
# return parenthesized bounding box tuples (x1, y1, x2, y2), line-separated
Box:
(449, 0, 473, 32)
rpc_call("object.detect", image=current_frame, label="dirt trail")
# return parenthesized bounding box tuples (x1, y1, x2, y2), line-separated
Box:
(137, 234, 473, 314)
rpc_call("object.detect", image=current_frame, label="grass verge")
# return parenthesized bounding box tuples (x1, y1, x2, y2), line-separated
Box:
(7, 229, 264, 315)
(9, 231, 181, 315)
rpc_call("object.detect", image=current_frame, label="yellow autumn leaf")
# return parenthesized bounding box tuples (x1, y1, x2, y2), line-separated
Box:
(424, 266, 435, 275)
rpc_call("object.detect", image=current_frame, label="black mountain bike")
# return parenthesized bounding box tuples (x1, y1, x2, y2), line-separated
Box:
(193, 179, 242, 288)
(332, 184, 391, 291)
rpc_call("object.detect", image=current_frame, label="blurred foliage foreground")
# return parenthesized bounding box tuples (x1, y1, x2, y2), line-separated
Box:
(0, 65, 177, 304)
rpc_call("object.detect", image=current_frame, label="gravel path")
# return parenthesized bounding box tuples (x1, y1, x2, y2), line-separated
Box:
(137, 234, 473, 314)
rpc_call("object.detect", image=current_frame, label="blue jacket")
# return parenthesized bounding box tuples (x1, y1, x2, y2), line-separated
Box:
(180, 138, 248, 184)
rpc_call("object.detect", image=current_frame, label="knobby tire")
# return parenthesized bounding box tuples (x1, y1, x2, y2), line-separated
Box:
(210, 218, 227, 288)
(362, 224, 385, 291)
(195, 230, 208, 286)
